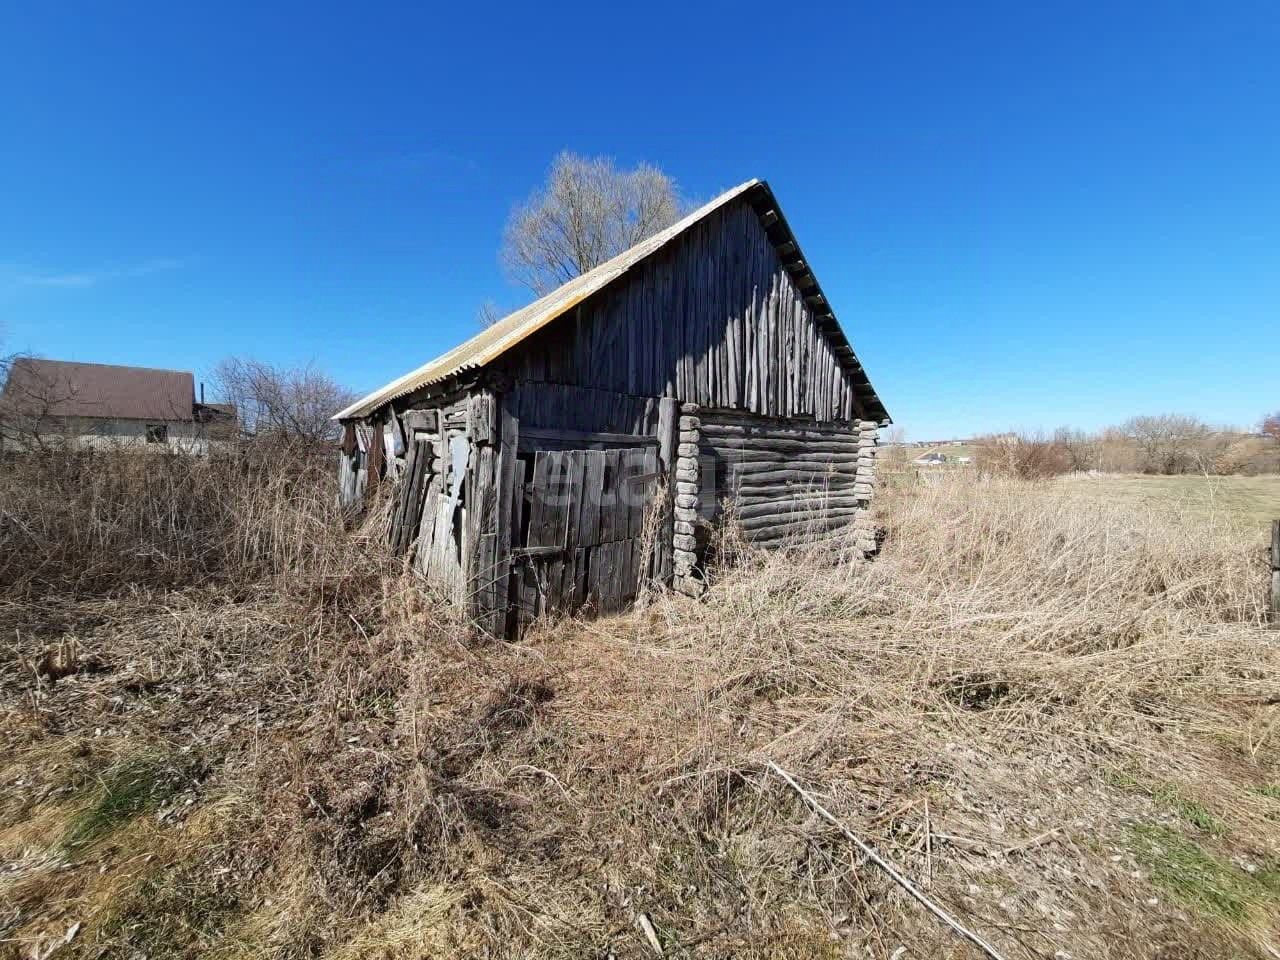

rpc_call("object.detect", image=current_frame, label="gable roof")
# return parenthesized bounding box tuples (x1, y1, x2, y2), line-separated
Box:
(336, 179, 887, 422)
(1, 358, 196, 422)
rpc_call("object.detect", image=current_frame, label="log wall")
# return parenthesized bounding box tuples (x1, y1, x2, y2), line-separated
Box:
(696, 408, 879, 554)
(493, 200, 869, 423)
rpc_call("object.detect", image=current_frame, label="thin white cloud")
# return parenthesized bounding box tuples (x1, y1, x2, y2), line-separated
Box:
(1, 257, 187, 291)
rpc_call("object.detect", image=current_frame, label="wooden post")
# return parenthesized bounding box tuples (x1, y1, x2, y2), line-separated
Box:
(1270, 520, 1280, 629)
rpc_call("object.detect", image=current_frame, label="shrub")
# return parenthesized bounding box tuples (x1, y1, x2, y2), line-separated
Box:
(973, 432, 1072, 480)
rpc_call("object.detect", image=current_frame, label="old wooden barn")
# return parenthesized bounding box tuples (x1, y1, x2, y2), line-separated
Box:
(334, 179, 889, 635)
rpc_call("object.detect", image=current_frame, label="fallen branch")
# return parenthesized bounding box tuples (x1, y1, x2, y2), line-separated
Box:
(767, 761, 1008, 960)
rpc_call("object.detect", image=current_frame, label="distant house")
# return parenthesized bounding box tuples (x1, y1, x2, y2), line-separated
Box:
(913, 452, 947, 466)
(0, 358, 234, 452)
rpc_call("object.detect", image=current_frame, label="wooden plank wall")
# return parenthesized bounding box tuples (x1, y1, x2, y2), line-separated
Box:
(505, 382, 663, 436)
(493, 200, 867, 424)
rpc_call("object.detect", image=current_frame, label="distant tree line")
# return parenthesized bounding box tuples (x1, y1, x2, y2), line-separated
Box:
(971, 412, 1280, 480)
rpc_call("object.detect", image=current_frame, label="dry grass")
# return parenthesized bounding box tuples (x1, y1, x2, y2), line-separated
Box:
(1058, 471, 1280, 533)
(1, 456, 1278, 959)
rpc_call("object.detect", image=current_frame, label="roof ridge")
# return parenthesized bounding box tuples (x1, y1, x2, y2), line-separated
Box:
(18, 357, 194, 378)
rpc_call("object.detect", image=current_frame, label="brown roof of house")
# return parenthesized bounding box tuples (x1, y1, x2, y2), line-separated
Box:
(2, 358, 196, 422)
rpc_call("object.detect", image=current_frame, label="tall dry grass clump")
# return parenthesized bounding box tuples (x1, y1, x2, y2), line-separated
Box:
(0, 444, 368, 595)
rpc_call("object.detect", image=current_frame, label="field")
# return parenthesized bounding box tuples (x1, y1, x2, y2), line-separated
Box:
(1059, 472, 1280, 532)
(2, 451, 1278, 959)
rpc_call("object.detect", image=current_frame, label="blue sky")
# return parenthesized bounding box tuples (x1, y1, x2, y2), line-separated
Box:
(2, 2, 1276, 440)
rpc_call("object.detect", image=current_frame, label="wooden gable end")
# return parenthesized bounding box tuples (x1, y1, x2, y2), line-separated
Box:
(490, 199, 868, 423)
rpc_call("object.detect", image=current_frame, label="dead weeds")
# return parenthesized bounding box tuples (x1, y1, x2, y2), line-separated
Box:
(1, 464, 1278, 958)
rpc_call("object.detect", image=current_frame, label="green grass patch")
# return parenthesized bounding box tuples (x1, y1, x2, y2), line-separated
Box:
(62, 751, 198, 848)
(1255, 784, 1280, 802)
(1105, 768, 1227, 835)
(1152, 785, 1227, 836)
(1127, 824, 1277, 922)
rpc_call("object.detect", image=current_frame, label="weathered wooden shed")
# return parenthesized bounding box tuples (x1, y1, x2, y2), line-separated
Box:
(334, 179, 889, 635)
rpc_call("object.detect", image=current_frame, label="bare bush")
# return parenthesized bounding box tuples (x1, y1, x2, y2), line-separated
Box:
(974, 431, 1071, 479)
(212, 357, 356, 446)
(1122, 413, 1211, 474)
(1053, 426, 1096, 471)
(1262, 411, 1280, 441)
(502, 152, 683, 295)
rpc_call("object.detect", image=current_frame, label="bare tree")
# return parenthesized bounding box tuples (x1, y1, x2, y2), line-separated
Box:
(1053, 426, 1096, 472)
(1262, 411, 1280, 441)
(212, 358, 357, 446)
(1122, 414, 1210, 474)
(0, 353, 81, 451)
(476, 299, 504, 328)
(502, 152, 683, 295)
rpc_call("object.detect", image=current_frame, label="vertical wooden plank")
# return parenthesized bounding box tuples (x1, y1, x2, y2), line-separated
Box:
(489, 401, 519, 637)
(539, 451, 570, 548)
(544, 554, 565, 612)
(563, 450, 585, 549)
(526, 452, 551, 546)
(600, 449, 622, 542)
(597, 541, 618, 614)
(401, 437, 432, 559)
(579, 450, 605, 546)
(570, 546, 589, 609)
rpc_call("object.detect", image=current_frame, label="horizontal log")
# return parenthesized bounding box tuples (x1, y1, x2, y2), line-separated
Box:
(675, 481, 699, 495)
(700, 424, 860, 442)
(724, 468, 863, 486)
(743, 513, 861, 543)
(701, 435, 863, 453)
(701, 421, 860, 438)
(679, 416, 700, 430)
(726, 486, 866, 505)
(709, 450, 865, 466)
(729, 496, 868, 519)
(721, 458, 863, 474)
(735, 506, 862, 533)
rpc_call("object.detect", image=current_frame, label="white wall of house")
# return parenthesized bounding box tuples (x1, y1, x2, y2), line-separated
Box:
(6, 416, 216, 454)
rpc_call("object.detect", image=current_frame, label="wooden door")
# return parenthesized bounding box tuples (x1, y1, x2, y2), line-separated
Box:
(510, 444, 660, 631)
